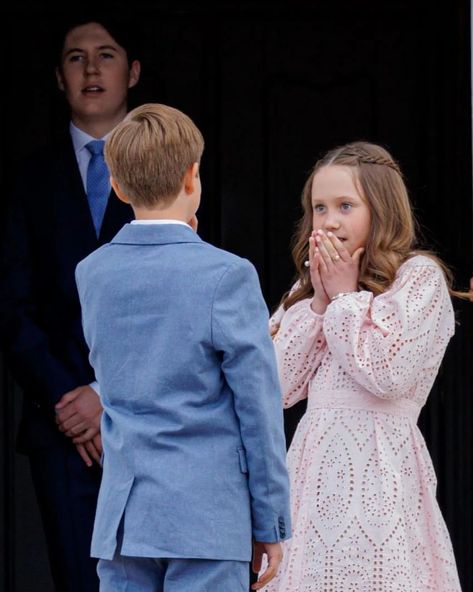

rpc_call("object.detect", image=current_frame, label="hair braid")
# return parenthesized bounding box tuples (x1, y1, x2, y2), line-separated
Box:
(341, 149, 402, 176)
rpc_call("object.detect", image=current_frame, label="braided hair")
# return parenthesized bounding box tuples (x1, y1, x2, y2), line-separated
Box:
(281, 141, 454, 311)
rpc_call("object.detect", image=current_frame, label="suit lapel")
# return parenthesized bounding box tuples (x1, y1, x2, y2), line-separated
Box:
(99, 189, 134, 244)
(52, 134, 133, 248)
(52, 135, 98, 250)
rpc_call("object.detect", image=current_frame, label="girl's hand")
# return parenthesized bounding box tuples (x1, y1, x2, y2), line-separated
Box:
(308, 232, 330, 314)
(315, 230, 364, 300)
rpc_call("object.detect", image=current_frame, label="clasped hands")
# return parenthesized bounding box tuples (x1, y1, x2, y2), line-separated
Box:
(55, 385, 103, 467)
(308, 229, 364, 314)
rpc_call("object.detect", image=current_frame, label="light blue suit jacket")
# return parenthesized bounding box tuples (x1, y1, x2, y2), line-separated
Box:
(75, 223, 291, 561)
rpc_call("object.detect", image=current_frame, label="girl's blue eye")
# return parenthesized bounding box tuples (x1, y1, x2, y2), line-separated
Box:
(313, 204, 325, 213)
(341, 203, 353, 211)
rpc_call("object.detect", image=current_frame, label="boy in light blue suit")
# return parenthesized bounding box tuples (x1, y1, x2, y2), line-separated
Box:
(75, 103, 291, 591)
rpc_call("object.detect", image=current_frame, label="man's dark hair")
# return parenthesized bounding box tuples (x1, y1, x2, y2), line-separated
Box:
(52, 13, 142, 67)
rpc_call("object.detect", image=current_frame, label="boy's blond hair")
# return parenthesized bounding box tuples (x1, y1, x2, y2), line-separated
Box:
(105, 103, 204, 207)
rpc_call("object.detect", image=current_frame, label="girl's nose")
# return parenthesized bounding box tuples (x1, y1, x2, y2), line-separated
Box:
(324, 217, 340, 231)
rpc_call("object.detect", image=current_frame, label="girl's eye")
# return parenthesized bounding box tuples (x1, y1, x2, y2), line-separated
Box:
(68, 54, 84, 63)
(341, 203, 353, 211)
(100, 53, 114, 59)
(313, 204, 325, 213)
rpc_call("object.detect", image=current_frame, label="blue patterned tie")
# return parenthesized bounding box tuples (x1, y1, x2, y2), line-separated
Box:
(85, 140, 109, 237)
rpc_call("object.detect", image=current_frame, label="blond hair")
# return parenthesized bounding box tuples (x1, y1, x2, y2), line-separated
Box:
(282, 141, 460, 310)
(105, 103, 204, 207)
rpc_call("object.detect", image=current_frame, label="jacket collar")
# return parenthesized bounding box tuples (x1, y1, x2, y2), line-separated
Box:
(110, 222, 203, 246)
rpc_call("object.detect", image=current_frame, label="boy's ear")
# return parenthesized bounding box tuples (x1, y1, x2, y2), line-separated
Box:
(184, 162, 200, 195)
(111, 177, 131, 204)
(128, 60, 141, 89)
(56, 67, 65, 91)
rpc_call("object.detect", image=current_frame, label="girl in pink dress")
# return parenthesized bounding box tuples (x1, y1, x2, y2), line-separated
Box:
(261, 142, 462, 591)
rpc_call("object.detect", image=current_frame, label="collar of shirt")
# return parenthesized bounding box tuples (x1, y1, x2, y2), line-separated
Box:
(69, 121, 110, 155)
(70, 122, 111, 192)
(131, 220, 191, 228)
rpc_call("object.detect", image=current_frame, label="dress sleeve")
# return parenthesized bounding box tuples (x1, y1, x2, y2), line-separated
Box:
(323, 260, 455, 399)
(269, 304, 285, 338)
(272, 298, 326, 408)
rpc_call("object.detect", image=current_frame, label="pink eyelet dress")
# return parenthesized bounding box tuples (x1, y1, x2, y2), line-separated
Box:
(262, 255, 462, 592)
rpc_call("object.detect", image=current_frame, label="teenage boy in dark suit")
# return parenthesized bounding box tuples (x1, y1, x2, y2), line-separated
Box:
(0, 16, 140, 591)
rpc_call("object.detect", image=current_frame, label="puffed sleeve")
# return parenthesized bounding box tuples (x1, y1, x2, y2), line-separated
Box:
(272, 298, 327, 408)
(323, 258, 455, 399)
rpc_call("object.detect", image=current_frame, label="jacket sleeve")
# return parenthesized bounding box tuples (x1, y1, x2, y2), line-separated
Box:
(322, 260, 455, 399)
(272, 299, 327, 408)
(211, 258, 291, 543)
(0, 191, 77, 409)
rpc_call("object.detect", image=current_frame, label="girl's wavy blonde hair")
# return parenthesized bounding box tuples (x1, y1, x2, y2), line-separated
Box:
(281, 141, 459, 311)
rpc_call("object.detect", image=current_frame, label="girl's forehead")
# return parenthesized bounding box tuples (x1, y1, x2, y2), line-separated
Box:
(311, 165, 362, 198)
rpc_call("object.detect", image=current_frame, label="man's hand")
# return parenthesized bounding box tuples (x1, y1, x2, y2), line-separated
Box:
(55, 385, 102, 442)
(75, 433, 103, 468)
(251, 541, 283, 590)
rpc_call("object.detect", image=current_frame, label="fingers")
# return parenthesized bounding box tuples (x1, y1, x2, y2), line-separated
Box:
(308, 234, 323, 287)
(84, 440, 102, 465)
(75, 444, 93, 467)
(252, 545, 263, 575)
(75, 438, 102, 467)
(309, 233, 316, 264)
(55, 404, 78, 423)
(57, 415, 86, 434)
(55, 388, 81, 409)
(325, 232, 351, 262)
(351, 247, 365, 264)
(72, 426, 100, 444)
(252, 552, 282, 590)
(57, 409, 101, 435)
(56, 391, 102, 428)
(315, 237, 329, 274)
(64, 422, 88, 437)
(316, 231, 340, 266)
(92, 434, 103, 459)
(252, 564, 276, 589)
(315, 230, 365, 269)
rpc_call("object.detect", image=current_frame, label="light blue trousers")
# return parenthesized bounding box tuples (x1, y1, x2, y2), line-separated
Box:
(97, 554, 249, 592)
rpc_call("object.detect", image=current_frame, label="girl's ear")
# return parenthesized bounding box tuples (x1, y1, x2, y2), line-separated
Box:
(111, 177, 131, 204)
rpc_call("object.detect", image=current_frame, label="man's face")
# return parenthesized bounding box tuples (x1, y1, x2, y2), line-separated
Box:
(56, 22, 140, 126)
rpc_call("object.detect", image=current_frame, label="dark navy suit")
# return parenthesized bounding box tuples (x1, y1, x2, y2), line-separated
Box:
(0, 131, 133, 591)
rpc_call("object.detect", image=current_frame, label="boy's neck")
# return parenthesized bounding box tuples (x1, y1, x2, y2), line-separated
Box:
(132, 206, 189, 222)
